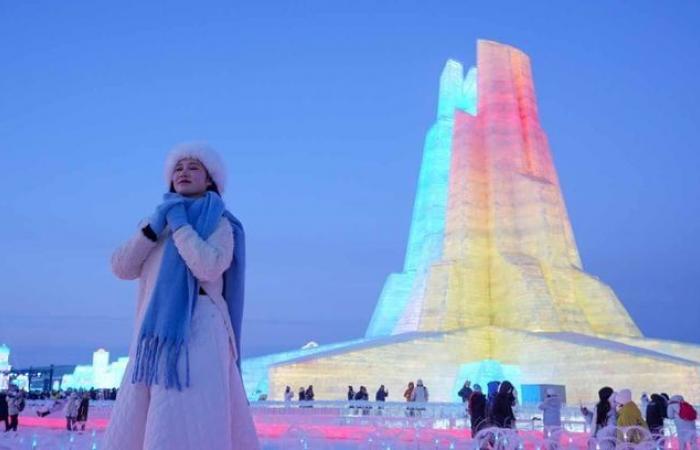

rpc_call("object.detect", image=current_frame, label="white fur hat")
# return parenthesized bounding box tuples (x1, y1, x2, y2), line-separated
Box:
(164, 142, 227, 194)
(615, 389, 632, 405)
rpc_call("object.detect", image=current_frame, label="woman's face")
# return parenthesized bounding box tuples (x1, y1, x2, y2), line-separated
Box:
(171, 158, 211, 197)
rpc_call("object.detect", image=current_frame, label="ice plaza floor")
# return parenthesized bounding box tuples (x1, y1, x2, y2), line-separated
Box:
(1, 401, 697, 449)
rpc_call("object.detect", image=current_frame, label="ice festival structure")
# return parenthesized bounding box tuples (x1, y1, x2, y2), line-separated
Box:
(243, 40, 700, 403)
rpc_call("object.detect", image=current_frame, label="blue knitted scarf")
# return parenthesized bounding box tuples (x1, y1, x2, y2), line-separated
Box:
(131, 191, 246, 390)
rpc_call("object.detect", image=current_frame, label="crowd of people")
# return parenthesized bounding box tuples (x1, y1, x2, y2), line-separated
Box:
(277, 379, 698, 449)
(283, 385, 316, 403)
(0, 384, 25, 433)
(457, 379, 698, 450)
(580, 388, 698, 449)
(0, 384, 97, 434)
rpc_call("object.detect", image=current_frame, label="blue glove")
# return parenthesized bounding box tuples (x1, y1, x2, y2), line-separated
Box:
(148, 194, 184, 236)
(166, 203, 189, 232)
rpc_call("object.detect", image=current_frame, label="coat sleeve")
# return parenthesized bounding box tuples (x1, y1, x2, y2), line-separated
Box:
(111, 220, 159, 280)
(171, 218, 234, 282)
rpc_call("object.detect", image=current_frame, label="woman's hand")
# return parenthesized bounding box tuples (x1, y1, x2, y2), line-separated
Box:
(149, 194, 185, 236)
(166, 203, 189, 231)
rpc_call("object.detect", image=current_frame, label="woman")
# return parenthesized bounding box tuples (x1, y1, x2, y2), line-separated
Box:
(103, 143, 259, 450)
(468, 384, 488, 438)
(76, 392, 90, 431)
(305, 385, 315, 401)
(490, 380, 517, 429)
(615, 388, 649, 444)
(645, 393, 667, 443)
(403, 381, 415, 402)
(590, 387, 617, 450)
(404, 381, 415, 417)
(284, 386, 294, 403)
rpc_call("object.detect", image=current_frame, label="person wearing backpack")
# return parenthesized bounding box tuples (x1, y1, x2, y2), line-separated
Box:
(667, 395, 698, 450)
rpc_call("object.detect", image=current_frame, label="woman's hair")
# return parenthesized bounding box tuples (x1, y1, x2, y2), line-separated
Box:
(596, 386, 614, 427)
(498, 380, 514, 395)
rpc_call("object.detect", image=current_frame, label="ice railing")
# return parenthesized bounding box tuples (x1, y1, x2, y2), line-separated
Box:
(251, 401, 594, 431)
(250, 400, 699, 448)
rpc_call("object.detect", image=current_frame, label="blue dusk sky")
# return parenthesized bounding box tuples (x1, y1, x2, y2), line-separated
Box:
(1, 1, 699, 368)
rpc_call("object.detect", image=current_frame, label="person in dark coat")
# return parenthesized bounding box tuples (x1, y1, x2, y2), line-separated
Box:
(375, 385, 388, 402)
(297, 387, 306, 402)
(76, 393, 90, 431)
(0, 392, 8, 431)
(646, 393, 667, 442)
(354, 386, 370, 415)
(490, 380, 517, 429)
(5, 385, 22, 432)
(347, 386, 355, 401)
(354, 386, 368, 401)
(486, 380, 501, 416)
(468, 384, 488, 438)
(458, 380, 473, 403)
(305, 385, 314, 401)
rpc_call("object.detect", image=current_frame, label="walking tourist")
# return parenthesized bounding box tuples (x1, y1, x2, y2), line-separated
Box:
(5, 385, 23, 433)
(64, 391, 79, 431)
(103, 143, 260, 450)
(76, 392, 90, 431)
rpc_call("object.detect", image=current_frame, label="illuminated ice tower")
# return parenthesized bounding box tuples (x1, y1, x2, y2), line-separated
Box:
(366, 41, 641, 338)
(246, 40, 700, 403)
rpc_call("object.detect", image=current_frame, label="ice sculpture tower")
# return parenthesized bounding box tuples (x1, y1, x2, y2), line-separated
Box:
(366, 40, 640, 338)
(244, 40, 700, 403)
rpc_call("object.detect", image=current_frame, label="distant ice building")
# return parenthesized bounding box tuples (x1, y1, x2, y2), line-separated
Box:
(0, 344, 11, 390)
(61, 349, 128, 390)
